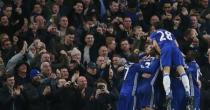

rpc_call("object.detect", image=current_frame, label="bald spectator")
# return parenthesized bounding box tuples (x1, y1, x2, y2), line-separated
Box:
(40, 61, 53, 78)
(77, 76, 95, 110)
(77, 76, 93, 103)
(77, 76, 88, 90)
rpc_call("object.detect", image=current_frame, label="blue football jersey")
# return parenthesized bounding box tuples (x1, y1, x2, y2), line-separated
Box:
(186, 60, 201, 87)
(140, 56, 160, 75)
(121, 63, 141, 95)
(186, 60, 201, 109)
(150, 29, 177, 49)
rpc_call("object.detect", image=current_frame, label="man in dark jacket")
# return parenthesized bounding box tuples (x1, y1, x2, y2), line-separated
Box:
(14, 61, 30, 86)
(85, 62, 99, 88)
(0, 74, 26, 110)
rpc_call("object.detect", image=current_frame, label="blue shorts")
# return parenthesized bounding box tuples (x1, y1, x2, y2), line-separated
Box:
(160, 46, 184, 68)
(193, 86, 200, 109)
(171, 77, 186, 110)
(136, 79, 153, 109)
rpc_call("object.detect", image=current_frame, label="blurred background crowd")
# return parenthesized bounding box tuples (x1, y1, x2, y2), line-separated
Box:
(0, 0, 210, 110)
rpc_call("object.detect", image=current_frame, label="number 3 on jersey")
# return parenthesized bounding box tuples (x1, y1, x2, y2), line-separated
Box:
(157, 30, 173, 41)
(141, 61, 151, 68)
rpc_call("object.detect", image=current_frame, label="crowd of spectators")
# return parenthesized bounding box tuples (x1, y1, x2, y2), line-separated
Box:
(0, 0, 210, 110)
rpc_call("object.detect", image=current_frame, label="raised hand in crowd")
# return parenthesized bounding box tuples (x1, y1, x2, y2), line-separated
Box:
(14, 0, 22, 14)
(20, 41, 28, 54)
(57, 79, 66, 88)
(181, 7, 189, 16)
(71, 70, 80, 82)
(56, 69, 61, 79)
(42, 86, 51, 96)
(49, 73, 57, 79)
(205, 14, 210, 20)
(100, 59, 111, 69)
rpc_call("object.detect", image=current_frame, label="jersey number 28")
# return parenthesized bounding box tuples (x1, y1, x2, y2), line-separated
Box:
(157, 30, 173, 41)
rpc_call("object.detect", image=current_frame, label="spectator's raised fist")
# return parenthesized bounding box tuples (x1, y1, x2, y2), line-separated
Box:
(43, 86, 51, 96)
(60, 50, 67, 56)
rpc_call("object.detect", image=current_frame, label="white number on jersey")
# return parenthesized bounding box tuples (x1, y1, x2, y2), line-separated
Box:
(141, 61, 151, 68)
(145, 62, 151, 68)
(157, 30, 173, 41)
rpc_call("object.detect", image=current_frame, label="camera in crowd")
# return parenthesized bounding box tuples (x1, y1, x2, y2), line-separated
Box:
(95, 79, 109, 94)
(64, 81, 78, 88)
(97, 84, 105, 90)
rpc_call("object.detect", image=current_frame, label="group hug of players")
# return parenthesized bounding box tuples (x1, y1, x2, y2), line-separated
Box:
(118, 29, 201, 110)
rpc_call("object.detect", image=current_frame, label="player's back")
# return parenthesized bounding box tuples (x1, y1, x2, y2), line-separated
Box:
(186, 61, 201, 110)
(120, 63, 141, 95)
(135, 57, 160, 109)
(140, 57, 160, 75)
(150, 29, 177, 49)
(187, 60, 201, 87)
